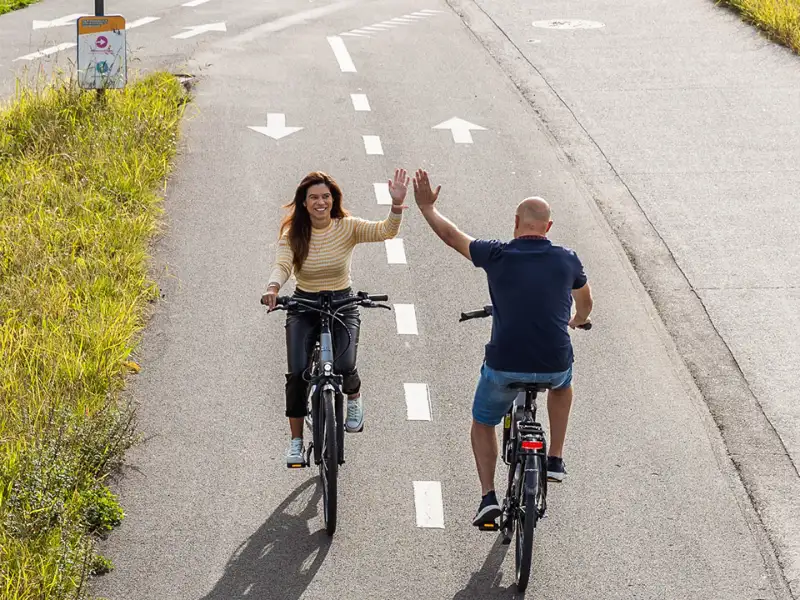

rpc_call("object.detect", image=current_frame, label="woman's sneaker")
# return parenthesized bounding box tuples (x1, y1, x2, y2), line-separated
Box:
(286, 437, 306, 468)
(346, 394, 364, 432)
(547, 456, 566, 482)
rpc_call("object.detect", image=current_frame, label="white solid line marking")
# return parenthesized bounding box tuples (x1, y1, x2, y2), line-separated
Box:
(385, 239, 407, 264)
(327, 36, 356, 72)
(414, 481, 444, 528)
(182, 0, 210, 6)
(127, 17, 160, 29)
(363, 135, 383, 155)
(351, 93, 370, 111)
(14, 42, 76, 61)
(405, 383, 431, 420)
(394, 304, 418, 334)
(374, 183, 392, 205)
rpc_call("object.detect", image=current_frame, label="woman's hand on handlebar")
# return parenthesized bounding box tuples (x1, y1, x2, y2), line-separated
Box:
(261, 284, 280, 310)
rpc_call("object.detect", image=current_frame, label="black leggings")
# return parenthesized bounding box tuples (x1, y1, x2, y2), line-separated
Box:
(284, 288, 361, 418)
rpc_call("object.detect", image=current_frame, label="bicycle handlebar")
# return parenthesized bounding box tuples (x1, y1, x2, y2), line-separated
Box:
(459, 305, 593, 330)
(260, 291, 391, 313)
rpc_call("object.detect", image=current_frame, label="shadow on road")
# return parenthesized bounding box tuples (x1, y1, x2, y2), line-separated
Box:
(200, 478, 329, 600)
(453, 536, 519, 599)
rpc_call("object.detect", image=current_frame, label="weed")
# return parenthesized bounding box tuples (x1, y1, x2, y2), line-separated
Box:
(0, 72, 187, 599)
(719, 0, 800, 53)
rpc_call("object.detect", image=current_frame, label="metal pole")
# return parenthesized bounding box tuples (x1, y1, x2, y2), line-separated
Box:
(95, 0, 105, 100)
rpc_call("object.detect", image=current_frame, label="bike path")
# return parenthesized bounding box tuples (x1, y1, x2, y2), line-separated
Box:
(88, 0, 787, 597)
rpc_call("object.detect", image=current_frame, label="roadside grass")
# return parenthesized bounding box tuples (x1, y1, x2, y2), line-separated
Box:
(719, 0, 800, 53)
(0, 72, 187, 599)
(0, 0, 39, 16)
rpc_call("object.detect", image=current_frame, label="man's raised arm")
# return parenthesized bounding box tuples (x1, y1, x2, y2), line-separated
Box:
(412, 169, 474, 261)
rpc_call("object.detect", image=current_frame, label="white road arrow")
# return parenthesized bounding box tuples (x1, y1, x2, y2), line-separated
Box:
(248, 113, 303, 140)
(432, 117, 487, 144)
(171, 22, 226, 39)
(32, 13, 84, 30)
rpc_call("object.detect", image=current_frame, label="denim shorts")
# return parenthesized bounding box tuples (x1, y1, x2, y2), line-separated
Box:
(472, 362, 573, 426)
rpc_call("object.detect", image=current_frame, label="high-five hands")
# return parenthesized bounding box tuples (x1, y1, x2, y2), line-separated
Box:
(412, 169, 441, 212)
(388, 168, 410, 210)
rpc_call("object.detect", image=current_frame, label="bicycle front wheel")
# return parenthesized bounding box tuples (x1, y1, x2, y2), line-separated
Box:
(320, 388, 338, 536)
(515, 454, 540, 592)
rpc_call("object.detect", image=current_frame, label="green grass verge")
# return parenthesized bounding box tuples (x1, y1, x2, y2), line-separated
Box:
(0, 72, 187, 599)
(0, 0, 39, 16)
(720, 0, 800, 53)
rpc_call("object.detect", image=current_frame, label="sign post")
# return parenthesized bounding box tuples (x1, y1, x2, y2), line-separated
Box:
(77, 1, 126, 93)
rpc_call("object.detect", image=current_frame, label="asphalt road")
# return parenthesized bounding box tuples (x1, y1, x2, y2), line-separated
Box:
(0, 0, 793, 598)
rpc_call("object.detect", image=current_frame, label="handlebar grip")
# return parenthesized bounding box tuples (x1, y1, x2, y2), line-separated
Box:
(460, 308, 490, 321)
(577, 322, 592, 330)
(368, 294, 389, 302)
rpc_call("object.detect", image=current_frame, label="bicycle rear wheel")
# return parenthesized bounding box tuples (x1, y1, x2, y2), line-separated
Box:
(515, 454, 540, 592)
(320, 388, 338, 536)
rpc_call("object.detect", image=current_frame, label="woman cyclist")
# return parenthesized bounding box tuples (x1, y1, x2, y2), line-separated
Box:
(262, 169, 409, 466)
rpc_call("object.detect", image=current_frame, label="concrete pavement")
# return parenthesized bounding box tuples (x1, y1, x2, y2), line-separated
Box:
(0, 0, 793, 597)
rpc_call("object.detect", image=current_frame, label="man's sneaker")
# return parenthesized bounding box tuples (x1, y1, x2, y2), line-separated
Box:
(547, 456, 566, 482)
(472, 490, 502, 526)
(345, 394, 364, 432)
(286, 437, 306, 468)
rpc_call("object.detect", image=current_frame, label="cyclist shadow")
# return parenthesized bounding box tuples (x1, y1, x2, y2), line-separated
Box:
(200, 478, 329, 600)
(452, 536, 520, 599)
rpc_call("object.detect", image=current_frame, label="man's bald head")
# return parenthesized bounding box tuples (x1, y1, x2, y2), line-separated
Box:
(514, 197, 552, 236)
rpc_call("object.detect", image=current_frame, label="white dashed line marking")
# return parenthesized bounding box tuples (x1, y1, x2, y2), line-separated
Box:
(391, 17, 416, 23)
(351, 93, 370, 111)
(341, 32, 369, 38)
(413, 481, 444, 528)
(379, 21, 399, 27)
(385, 239, 407, 264)
(402, 14, 427, 19)
(374, 183, 392, 205)
(182, 0, 211, 6)
(361, 26, 387, 31)
(172, 22, 226, 39)
(127, 17, 160, 29)
(14, 42, 76, 61)
(394, 304, 418, 334)
(420, 8, 444, 13)
(404, 383, 431, 420)
(363, 135, 383, 155)
(327, 35, 356, 72)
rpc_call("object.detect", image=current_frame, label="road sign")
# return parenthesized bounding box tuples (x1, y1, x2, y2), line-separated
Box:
(77, 15, 127, 89)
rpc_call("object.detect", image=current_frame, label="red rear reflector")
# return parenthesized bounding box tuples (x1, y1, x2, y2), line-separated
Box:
(521, 440, 543, 450)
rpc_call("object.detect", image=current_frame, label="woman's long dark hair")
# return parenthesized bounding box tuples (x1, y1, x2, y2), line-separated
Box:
(278, 171, 349, 273)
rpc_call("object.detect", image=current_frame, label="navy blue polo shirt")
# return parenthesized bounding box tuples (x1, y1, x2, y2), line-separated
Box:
(469, 237, 587, 373)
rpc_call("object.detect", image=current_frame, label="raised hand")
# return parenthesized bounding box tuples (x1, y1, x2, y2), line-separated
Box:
(388, 168, 410, 208)
(412, 169, 441, 212)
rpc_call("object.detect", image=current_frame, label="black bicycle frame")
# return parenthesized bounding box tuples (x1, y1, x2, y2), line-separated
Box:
(305, 293, 345, 466)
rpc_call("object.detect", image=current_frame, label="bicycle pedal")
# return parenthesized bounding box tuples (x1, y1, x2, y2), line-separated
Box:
(477, 520, 499, 531)
(287, 462, 306, 469)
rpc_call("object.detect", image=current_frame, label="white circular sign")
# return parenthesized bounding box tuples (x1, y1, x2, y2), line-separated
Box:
(531, 19, 605, 30)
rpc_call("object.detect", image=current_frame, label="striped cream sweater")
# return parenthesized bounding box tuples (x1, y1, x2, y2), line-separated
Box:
(268, 211, 402, 292)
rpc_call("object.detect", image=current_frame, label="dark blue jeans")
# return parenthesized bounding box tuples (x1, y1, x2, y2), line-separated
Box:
(283, 288, 361, 418)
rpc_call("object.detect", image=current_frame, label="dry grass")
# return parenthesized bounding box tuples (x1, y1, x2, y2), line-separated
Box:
(720, 0, 800, 53)
(0, 72, 187, 599)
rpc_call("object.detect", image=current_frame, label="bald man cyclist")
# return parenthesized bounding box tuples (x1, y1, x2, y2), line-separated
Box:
(411, 169, 593, 527)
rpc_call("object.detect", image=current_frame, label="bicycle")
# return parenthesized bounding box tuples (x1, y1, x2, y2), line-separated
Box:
(459, 304, 591, 592)
(262, 290, 391, 536)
